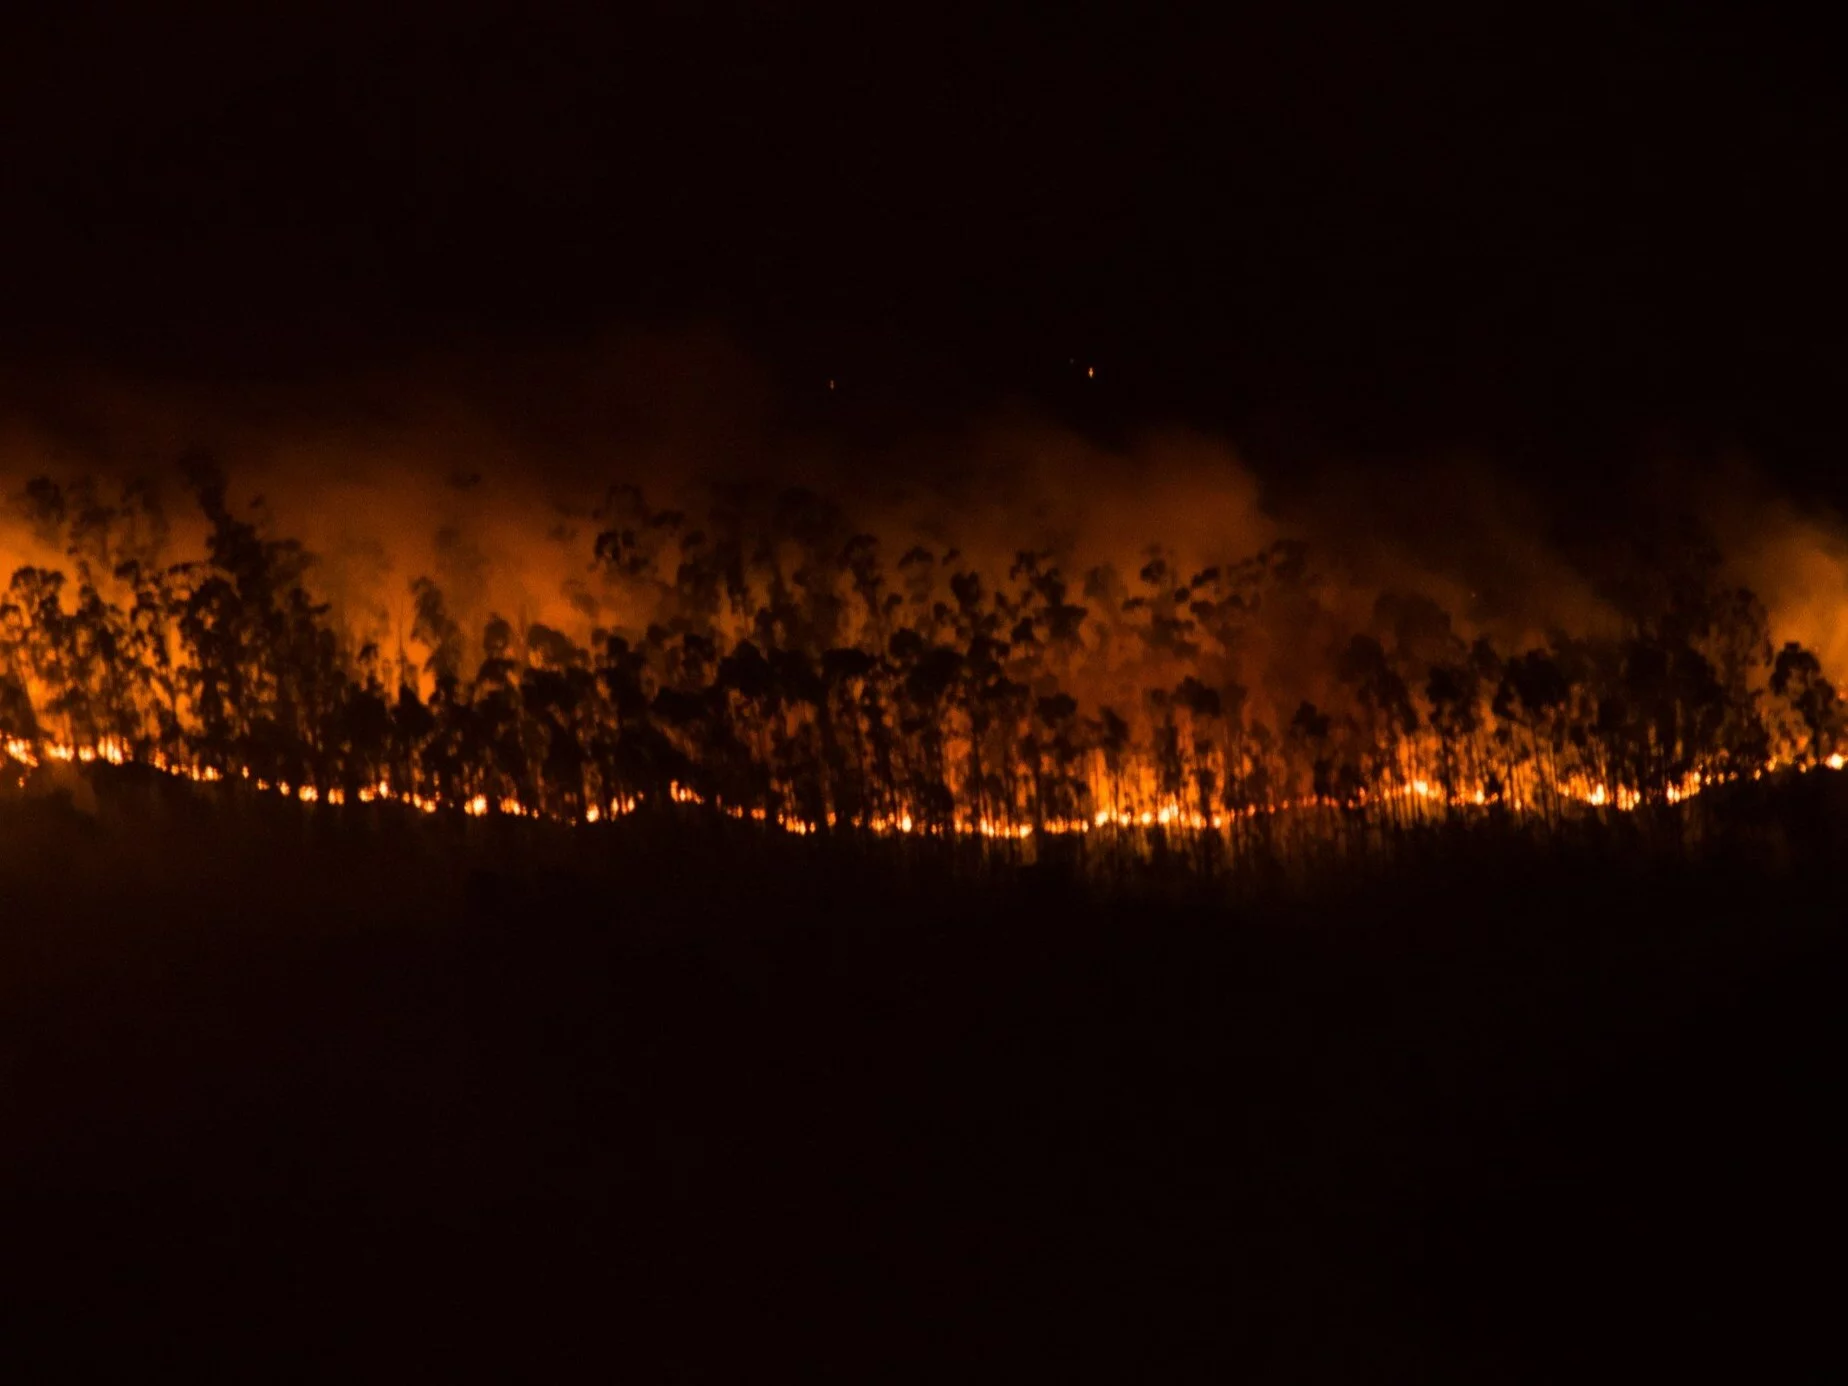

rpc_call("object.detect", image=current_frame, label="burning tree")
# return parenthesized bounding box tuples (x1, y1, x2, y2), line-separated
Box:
(3, 466, 1846, 872)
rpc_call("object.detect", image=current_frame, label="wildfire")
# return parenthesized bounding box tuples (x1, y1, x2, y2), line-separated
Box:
(5, 465, 1847, 870)
(8, 726, 1845, 848)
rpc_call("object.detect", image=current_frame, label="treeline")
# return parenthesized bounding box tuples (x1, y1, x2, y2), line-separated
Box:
(2, 464, 1843, 854)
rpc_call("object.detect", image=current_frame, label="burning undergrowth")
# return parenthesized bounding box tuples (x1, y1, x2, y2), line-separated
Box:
(2, 430, 1845, 883)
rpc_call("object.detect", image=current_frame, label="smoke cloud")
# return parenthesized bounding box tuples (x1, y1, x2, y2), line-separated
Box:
(3, 329, 1846, 715)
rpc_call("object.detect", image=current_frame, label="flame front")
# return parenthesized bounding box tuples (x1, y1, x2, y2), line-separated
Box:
(4, 467, 1846, 864)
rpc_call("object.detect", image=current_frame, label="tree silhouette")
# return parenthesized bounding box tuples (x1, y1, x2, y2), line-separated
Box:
(3, 465, 1845, 876)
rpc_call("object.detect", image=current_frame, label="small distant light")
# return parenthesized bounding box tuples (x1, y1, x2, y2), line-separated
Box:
(827, 378, 836, 391)
(1086, 365, 1095, 379)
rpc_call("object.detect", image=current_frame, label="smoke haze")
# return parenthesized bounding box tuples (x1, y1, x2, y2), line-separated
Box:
(4, 332, 1847, 703)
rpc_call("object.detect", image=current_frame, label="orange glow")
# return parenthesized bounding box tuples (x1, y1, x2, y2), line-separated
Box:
(8, 724, 1844, 846)
(4, 463, 1846, 867)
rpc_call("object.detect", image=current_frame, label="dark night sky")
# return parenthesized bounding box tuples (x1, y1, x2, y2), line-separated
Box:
(3, 4, 1842, 486)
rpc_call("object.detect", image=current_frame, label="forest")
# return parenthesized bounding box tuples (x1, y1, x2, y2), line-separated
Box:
(3, 459, 1844, 876)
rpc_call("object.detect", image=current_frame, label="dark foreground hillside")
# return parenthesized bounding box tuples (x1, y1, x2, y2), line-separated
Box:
(2, 771, 1844, 1381)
